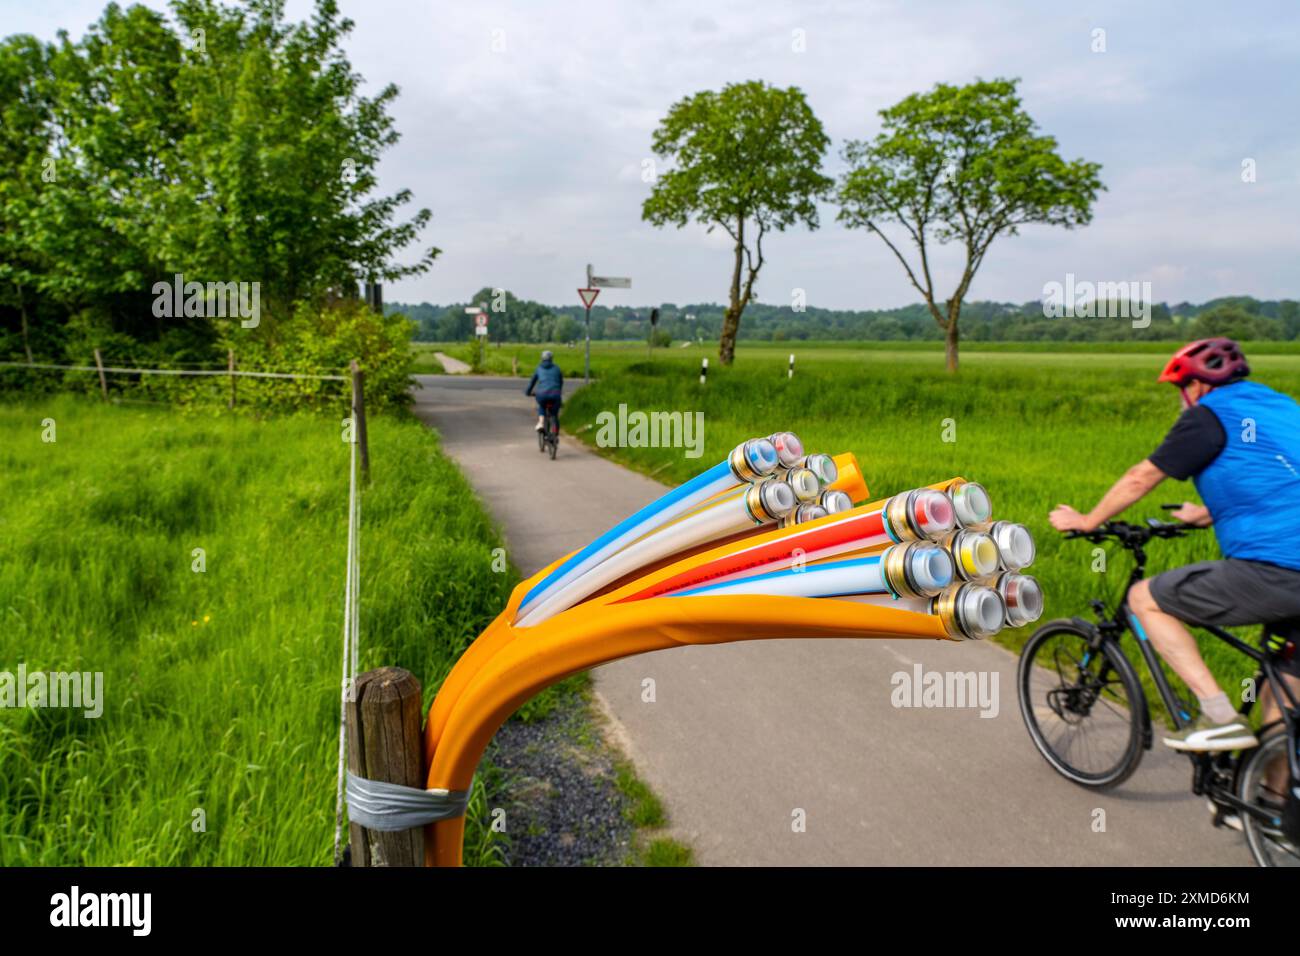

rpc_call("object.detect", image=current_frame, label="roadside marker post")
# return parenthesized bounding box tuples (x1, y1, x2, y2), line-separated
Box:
(350, 359, 370, 483)
(700, 357, 708, 385)
(93, 348, 108, 401)
(789, 353, 795, 379)
(466, 305, 487, 369)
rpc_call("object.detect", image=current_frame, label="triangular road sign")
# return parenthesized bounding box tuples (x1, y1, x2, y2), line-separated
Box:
(578, 288, 600, 309)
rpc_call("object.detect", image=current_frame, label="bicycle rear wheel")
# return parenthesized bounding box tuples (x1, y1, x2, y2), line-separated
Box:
(1238, 726, 1300, 867)
(1018, 619, 1146, 789)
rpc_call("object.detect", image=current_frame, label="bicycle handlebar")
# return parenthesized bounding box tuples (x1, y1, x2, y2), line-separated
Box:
(1062, 515, 1203, 547)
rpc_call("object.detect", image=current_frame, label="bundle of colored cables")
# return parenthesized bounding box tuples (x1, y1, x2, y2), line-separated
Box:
(420, 431, 1043, 865)
(512, 431, 1041, 639)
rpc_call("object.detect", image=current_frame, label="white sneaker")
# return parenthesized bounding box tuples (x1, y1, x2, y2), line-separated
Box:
(535, 421, 544, 431)
(1163, 715, 1258, 752)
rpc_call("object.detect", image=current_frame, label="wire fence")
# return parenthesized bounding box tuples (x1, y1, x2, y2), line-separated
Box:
(1, 351, 354, 414)
(0, 360, 345, 380)
(5, 352, 371, 864)
(334, 399, 362, 865)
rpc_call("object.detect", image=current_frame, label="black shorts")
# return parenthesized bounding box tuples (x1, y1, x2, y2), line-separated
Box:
(1150, 558, 1300, 629)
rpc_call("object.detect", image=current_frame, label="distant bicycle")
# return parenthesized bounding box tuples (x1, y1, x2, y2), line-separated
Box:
(525, 349, 563, 461)
(1017, 511, 1300, 867)
(536, 397, 559, 460)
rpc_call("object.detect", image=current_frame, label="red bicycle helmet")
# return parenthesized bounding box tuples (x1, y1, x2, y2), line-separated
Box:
(1158, 337, 1250, 387)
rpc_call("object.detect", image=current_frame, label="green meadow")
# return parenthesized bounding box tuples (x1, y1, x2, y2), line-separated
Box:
(0, 396, 518, 865)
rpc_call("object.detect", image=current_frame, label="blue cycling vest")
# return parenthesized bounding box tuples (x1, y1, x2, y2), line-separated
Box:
(1194, 380, 1300, 571)
(530, 361, 564, 397)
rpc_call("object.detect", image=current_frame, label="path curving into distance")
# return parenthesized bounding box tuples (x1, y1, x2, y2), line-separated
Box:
(433, 351, 472, 374)
(411, 374, 1249, 866)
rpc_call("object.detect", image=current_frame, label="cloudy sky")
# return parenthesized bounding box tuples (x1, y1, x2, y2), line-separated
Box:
(10, 1, 1300, 309)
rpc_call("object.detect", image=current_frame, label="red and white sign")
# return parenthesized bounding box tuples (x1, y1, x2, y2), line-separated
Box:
(577, 288, 600, 309)
(474, 312, 488, 336)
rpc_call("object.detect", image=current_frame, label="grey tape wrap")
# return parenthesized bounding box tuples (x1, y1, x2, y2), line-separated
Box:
(345, 771, 472, 831)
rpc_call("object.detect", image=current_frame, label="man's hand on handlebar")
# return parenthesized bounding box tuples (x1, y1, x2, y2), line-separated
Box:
(1048, 504, 1098, 533)
(1167, 501, 1213, 527)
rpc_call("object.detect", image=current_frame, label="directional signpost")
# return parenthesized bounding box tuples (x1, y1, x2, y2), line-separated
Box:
(581, 264, 631, 383)
(577, 287, 599, 383)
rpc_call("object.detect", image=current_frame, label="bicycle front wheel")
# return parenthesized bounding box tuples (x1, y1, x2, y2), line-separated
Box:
(1017, 619, 1147, 789)
(1238, 726, 1300, 867)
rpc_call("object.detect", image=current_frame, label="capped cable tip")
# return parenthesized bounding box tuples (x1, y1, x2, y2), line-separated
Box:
(990, 521, 1035, 571)
(745, 478, 796, 522)
(784, 466, 822, 502)
(884, 488, 957, 541)
(948, 480, 992, 529)
(996, 572, 1044, 628)
(883, 542, 954, 598)
(932, 583, 1006, 641)
(802, 453, 839, 488)
(819, 489, 854, 514)
(730, 438, 780, 482)
(767, 431, 804, 468)
(779, 503, 828, 528)
(943, 529, 1002, 580)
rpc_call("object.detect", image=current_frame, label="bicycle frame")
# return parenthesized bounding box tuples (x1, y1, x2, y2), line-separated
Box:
(1095, 535, 1300, 798)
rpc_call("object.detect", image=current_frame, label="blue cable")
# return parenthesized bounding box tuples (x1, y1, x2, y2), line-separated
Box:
(518, 459, 733, 611)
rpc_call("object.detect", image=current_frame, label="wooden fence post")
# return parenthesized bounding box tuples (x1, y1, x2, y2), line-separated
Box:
(93, 348, 108, 401)
(345, 667, 425, 867)
(511, 355, 518, 376)
(350, 359, 370, 483)
(228, 349, 236, 410)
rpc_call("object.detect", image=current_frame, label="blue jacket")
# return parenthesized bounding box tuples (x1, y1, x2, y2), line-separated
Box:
(526, 358, 563, 398)
(1195, 380, 1300, 571)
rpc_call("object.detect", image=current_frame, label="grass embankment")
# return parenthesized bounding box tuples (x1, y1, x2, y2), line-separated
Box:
(546, 345, 1300, 714)
(0, 395, 524, 865)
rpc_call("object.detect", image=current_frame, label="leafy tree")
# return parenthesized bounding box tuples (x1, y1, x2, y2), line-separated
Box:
(166, 0, 439, 326)
(0, 0, 437, 385)
(1192, 304, 1282, 341)
(643, 81, 832, 365)
(553, 314, 580, 343)
(837, 78, 1104, 371)
(0, 34, 54, 361)
(1278, 300, 1299, 340)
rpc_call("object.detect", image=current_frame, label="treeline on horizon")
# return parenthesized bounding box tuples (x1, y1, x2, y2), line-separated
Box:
(390, 291, 1300, 345)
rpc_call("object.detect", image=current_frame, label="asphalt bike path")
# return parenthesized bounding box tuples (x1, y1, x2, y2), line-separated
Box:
(412, 374, 1248, 865)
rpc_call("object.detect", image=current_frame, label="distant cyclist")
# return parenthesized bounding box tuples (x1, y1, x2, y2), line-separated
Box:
(525, 349, 564, 433)
(1050, 338, 1300, 753)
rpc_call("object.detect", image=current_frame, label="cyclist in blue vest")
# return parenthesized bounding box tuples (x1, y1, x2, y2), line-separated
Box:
(525, 350, 564, 433)
(1050, 338, 1300, 753)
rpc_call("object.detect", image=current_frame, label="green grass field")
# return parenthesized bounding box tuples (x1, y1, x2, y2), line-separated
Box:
(456, 339, 1300, 715)
(0, 396, 519, 865)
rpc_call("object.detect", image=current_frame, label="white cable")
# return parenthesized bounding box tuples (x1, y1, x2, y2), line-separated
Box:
(516, 486, 792, 627)
(836, 592, 930, 611)
(516, 468, 739, 617)
(676, 556, 892, 599)
(333, 429, 360, 865)
(679, 532, 895, 592)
